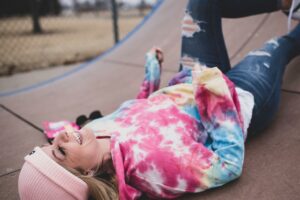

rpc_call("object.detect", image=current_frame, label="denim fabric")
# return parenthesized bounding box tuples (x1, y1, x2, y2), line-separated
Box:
(227, 36, 299, 133)
(180, 0, 231, 72)
(181, 0, 300, 134)
(220, 0, 280, 18)
(180, 0, 280, 72)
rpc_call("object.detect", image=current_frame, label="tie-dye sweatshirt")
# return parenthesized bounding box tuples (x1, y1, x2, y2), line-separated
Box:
(86, 52, 248, 199)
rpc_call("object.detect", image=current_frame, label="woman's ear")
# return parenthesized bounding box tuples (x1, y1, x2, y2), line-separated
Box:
(84, 169, 95, 176)
(102, 156, 115, 175)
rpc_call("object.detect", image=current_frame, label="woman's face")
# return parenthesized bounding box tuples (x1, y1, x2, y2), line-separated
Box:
(42, 128, 102, 173)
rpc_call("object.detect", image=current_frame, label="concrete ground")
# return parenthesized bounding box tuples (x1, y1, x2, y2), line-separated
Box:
(0, 64, 79, 93)
(0, 0, 299, 199)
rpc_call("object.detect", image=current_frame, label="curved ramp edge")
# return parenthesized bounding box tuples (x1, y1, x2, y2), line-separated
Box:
(0, 0, 165, 97)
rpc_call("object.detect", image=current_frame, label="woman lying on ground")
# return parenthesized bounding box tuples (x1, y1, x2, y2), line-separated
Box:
(18, 0, 300, 199)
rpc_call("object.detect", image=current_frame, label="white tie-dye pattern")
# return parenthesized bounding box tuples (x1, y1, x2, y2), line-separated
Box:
(158, 125, 191, 158)
(138, 164, 164, 195)
(176, 177, 187, 191)
(116, 125, 139, 143)
(158, 125, 182, 145)
(148, 120, 160, 127)
(223, 154, 240, 165)
(221, 120, 235, 131)
(227, 134, 236, 143)
(85, 118, 122, 131)
(77, 51, 253, 200)
(146, 100, 173, 112)
(235, 87, 254, 136)
(131, 143, 147, 163)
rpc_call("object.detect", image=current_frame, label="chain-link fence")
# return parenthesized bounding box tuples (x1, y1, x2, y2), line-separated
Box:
(0, 0, 154, 76)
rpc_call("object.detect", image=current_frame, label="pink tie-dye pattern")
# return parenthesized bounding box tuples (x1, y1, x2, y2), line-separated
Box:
(136, 80, 160, 99)
(136, 52, 161, 99)
(222, 74, 244, 130)
(108, 67, 245, 199)
(111, 95, 219, 199)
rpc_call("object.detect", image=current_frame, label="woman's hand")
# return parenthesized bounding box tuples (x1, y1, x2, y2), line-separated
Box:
(149, 47, 164, 65)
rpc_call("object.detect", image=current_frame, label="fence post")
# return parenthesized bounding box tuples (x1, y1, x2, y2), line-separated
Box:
(30, 0, 43, 34)
(111, 0, 119, 44)
(139, 0, 146, 17)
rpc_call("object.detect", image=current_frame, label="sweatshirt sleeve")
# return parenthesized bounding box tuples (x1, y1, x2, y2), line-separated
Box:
(136, 52, 161, 99)
(112, 142, 142, 200)
(168, 68, 192, 86)
(192, 67, 245, 187)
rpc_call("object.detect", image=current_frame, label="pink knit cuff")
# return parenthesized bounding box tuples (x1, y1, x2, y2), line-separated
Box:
(24, 147, 88, 200)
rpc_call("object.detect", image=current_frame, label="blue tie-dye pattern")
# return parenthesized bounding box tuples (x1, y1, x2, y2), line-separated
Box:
(145, 53, 160, 83)
(86, 54, 245, 199)
(147, 55, 245, 188)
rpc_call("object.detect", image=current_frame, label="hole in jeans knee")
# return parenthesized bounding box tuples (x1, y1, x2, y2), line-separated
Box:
(182, 10, 206, 38)
(248, 50, 271, 57)
(267, 38, 280, 49)
(180, 55, 209, 70)
(180, 55, 197, 69)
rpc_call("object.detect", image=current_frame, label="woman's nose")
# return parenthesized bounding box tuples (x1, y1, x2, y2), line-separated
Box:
(55, 131, 70, 144)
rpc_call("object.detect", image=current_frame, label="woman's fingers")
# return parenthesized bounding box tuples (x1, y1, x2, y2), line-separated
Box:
(153, 47, 164, 64)
(148, 46, 164, 64)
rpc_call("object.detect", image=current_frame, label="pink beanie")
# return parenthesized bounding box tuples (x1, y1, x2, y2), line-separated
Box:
(18, 147, 89, 200)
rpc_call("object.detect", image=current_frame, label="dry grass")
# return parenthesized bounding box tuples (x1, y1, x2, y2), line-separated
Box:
(0, 9, 148, 76)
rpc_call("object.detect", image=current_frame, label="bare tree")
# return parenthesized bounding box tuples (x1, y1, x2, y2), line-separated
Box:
(30, 0, 42, 33)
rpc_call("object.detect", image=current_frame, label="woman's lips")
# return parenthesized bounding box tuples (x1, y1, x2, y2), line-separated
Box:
(73, 131, 82, 145)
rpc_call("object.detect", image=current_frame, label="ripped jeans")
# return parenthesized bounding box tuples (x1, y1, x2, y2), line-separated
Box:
(181, 0, 300, 134)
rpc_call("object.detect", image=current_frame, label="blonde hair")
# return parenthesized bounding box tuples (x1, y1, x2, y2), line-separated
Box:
(64, 160, 118, 200)
(40, 143, 118, 199)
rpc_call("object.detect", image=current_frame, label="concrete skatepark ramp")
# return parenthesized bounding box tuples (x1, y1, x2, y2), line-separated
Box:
(0, 0, 299, 199)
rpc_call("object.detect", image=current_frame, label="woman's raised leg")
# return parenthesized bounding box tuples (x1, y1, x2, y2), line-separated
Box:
(180, 0, 282, 73)
(180, 0, 231, 73)
(220, 0, 281, 18)
(226, 24, 300, 134)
